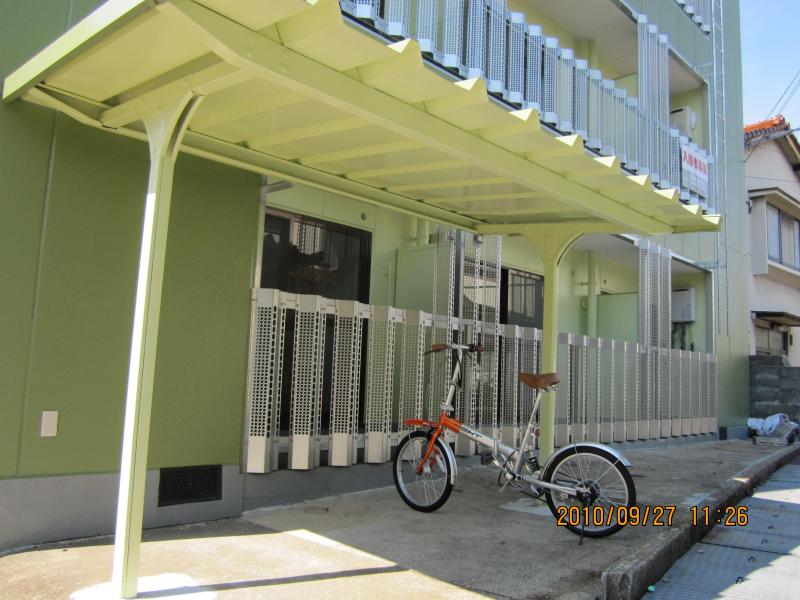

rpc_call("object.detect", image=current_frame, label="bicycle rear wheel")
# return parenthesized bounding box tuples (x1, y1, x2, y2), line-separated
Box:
(393, 431, 453, 512)
(543, 446, 636, 538)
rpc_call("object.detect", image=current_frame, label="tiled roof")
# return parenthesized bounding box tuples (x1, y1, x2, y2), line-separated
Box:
(744, 115, 789, 140)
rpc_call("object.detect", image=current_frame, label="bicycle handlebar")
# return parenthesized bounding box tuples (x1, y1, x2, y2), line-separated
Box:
(426, 343, 484, 354)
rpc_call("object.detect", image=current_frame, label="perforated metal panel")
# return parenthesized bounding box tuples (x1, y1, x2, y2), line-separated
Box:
(524, 25, 543, 111)
(381, 0, 411, 37)
(708, 355, 717, 432)
(598, 338, 614, 443)
(625, 341, 639, 441)
(542, 38, 559, 124)
(430, 225, 456, 420)
(572, 336, 588, 443)
(519, 326, 539, 435)
(478, 235, 502, 439)
(434, 0, 464, 68)
(341, 0, 379, 20)
(647, 24, 661, 183)
(365, 306, 400, 463)
(485, 0, 507, 93)
(601, 79, 616, 157)
(411, 0, 437, 52)
(681, 350, 692, 435)
(555, 332, 571, 447)
(463, 0, 487, 78)
(573, 59, 589, 140)
(500, 325, 520, 446)
(626, 97, 639, 171)
(661, 246, 672, 349)
(556, 48, 574, 132)
(587, 70, 603, 150)
(398, 310, 430, 434)
(289, 294, 328, 470)
(456, 233, 480, 456)
(585, 337, 600, 442)
(657, 34, 670, 187)
(637, 16, 651, 176)
(671, 348, 682, 435)
(637, 344, 651, 439)
(670, 129, 681, 193)
(245, 289, 286, 473)
(613, 340, 627, 442)
(504, 12, 526, 104)
(613, 88, 627, 163)
(329, 300, 367, 466)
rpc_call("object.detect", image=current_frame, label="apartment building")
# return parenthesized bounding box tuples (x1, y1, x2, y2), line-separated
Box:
(0, 2, 747, 589)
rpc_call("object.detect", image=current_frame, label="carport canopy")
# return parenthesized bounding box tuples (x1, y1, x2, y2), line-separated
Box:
(2, 1, 721, 598)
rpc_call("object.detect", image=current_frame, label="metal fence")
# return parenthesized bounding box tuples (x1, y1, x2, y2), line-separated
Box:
(339, 1, 714, 209)
(244, 289, 718, 473)
(554, 333, 717, 448)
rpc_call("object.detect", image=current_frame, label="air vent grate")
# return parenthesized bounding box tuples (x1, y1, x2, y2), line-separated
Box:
(158, 465, 222, 507)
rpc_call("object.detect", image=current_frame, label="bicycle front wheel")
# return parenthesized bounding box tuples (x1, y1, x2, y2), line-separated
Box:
(393, 431, 454, 512)
(543, 446, 636, 538)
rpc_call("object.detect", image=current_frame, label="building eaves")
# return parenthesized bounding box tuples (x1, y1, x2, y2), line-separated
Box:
(745, 114, 800, 170)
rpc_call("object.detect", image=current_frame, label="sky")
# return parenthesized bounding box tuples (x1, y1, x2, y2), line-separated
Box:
(740, 0, 800, 127)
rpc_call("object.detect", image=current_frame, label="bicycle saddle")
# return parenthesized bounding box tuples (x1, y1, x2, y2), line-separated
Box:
(518, 372, 560, 389)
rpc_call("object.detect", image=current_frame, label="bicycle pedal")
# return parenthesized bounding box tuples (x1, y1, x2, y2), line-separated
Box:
(480, 451, 494, 466)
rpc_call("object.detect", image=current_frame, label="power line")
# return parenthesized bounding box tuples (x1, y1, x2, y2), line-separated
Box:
(776, 74, 800, 117)
(766, 66, 800, 119)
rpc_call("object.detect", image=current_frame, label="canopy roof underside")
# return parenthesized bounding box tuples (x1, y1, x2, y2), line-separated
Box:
(3, 0, 720, 236)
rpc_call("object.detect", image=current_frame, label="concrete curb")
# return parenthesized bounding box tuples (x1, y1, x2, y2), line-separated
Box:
(601, 442, 800, 600)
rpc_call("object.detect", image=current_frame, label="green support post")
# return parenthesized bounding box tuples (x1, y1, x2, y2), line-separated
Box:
(111, 93, 202, 600)
(587, 252, 598, 338)
(524, 228, 583, 460)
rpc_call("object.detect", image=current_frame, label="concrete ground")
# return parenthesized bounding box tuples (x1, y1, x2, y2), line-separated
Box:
(648, 456, 800, 600)
(0, 440, 790, 600)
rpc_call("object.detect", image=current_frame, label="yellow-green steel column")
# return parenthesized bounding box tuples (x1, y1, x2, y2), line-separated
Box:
(587, 252, 598, 338)
(111, 93, 202, 600)
(525, 229, 582, 460)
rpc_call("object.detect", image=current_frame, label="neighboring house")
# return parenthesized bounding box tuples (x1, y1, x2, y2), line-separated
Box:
(745, 115, 800, 365)
(0, 1, 747, 581)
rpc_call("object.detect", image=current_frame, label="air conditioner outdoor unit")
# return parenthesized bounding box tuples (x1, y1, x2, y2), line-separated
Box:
(672, 287, 696, 323)
(670, 106, 696, 138)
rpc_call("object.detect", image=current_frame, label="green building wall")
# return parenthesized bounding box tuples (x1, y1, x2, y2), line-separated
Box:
(0, 0, 749, 485)
(1, 0, 263, 479)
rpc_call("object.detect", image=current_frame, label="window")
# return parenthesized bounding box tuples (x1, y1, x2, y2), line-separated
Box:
(260, 210, 372, 441)
(765, 204, 800, 271)
(500, 267, 544, 329)
(767, 204, 781, 261)
(781, 212, 798, 269)
(795, 220, 800, 269)
(261, 210, 371, 302)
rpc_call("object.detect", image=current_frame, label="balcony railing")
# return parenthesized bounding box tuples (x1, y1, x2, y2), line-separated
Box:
(674, 0, 712, 34)
(339, 0, 715, 210)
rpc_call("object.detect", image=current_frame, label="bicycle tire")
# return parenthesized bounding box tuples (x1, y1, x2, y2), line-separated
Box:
(542, 445, 636, 538)
(393, 431, 454, 512)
